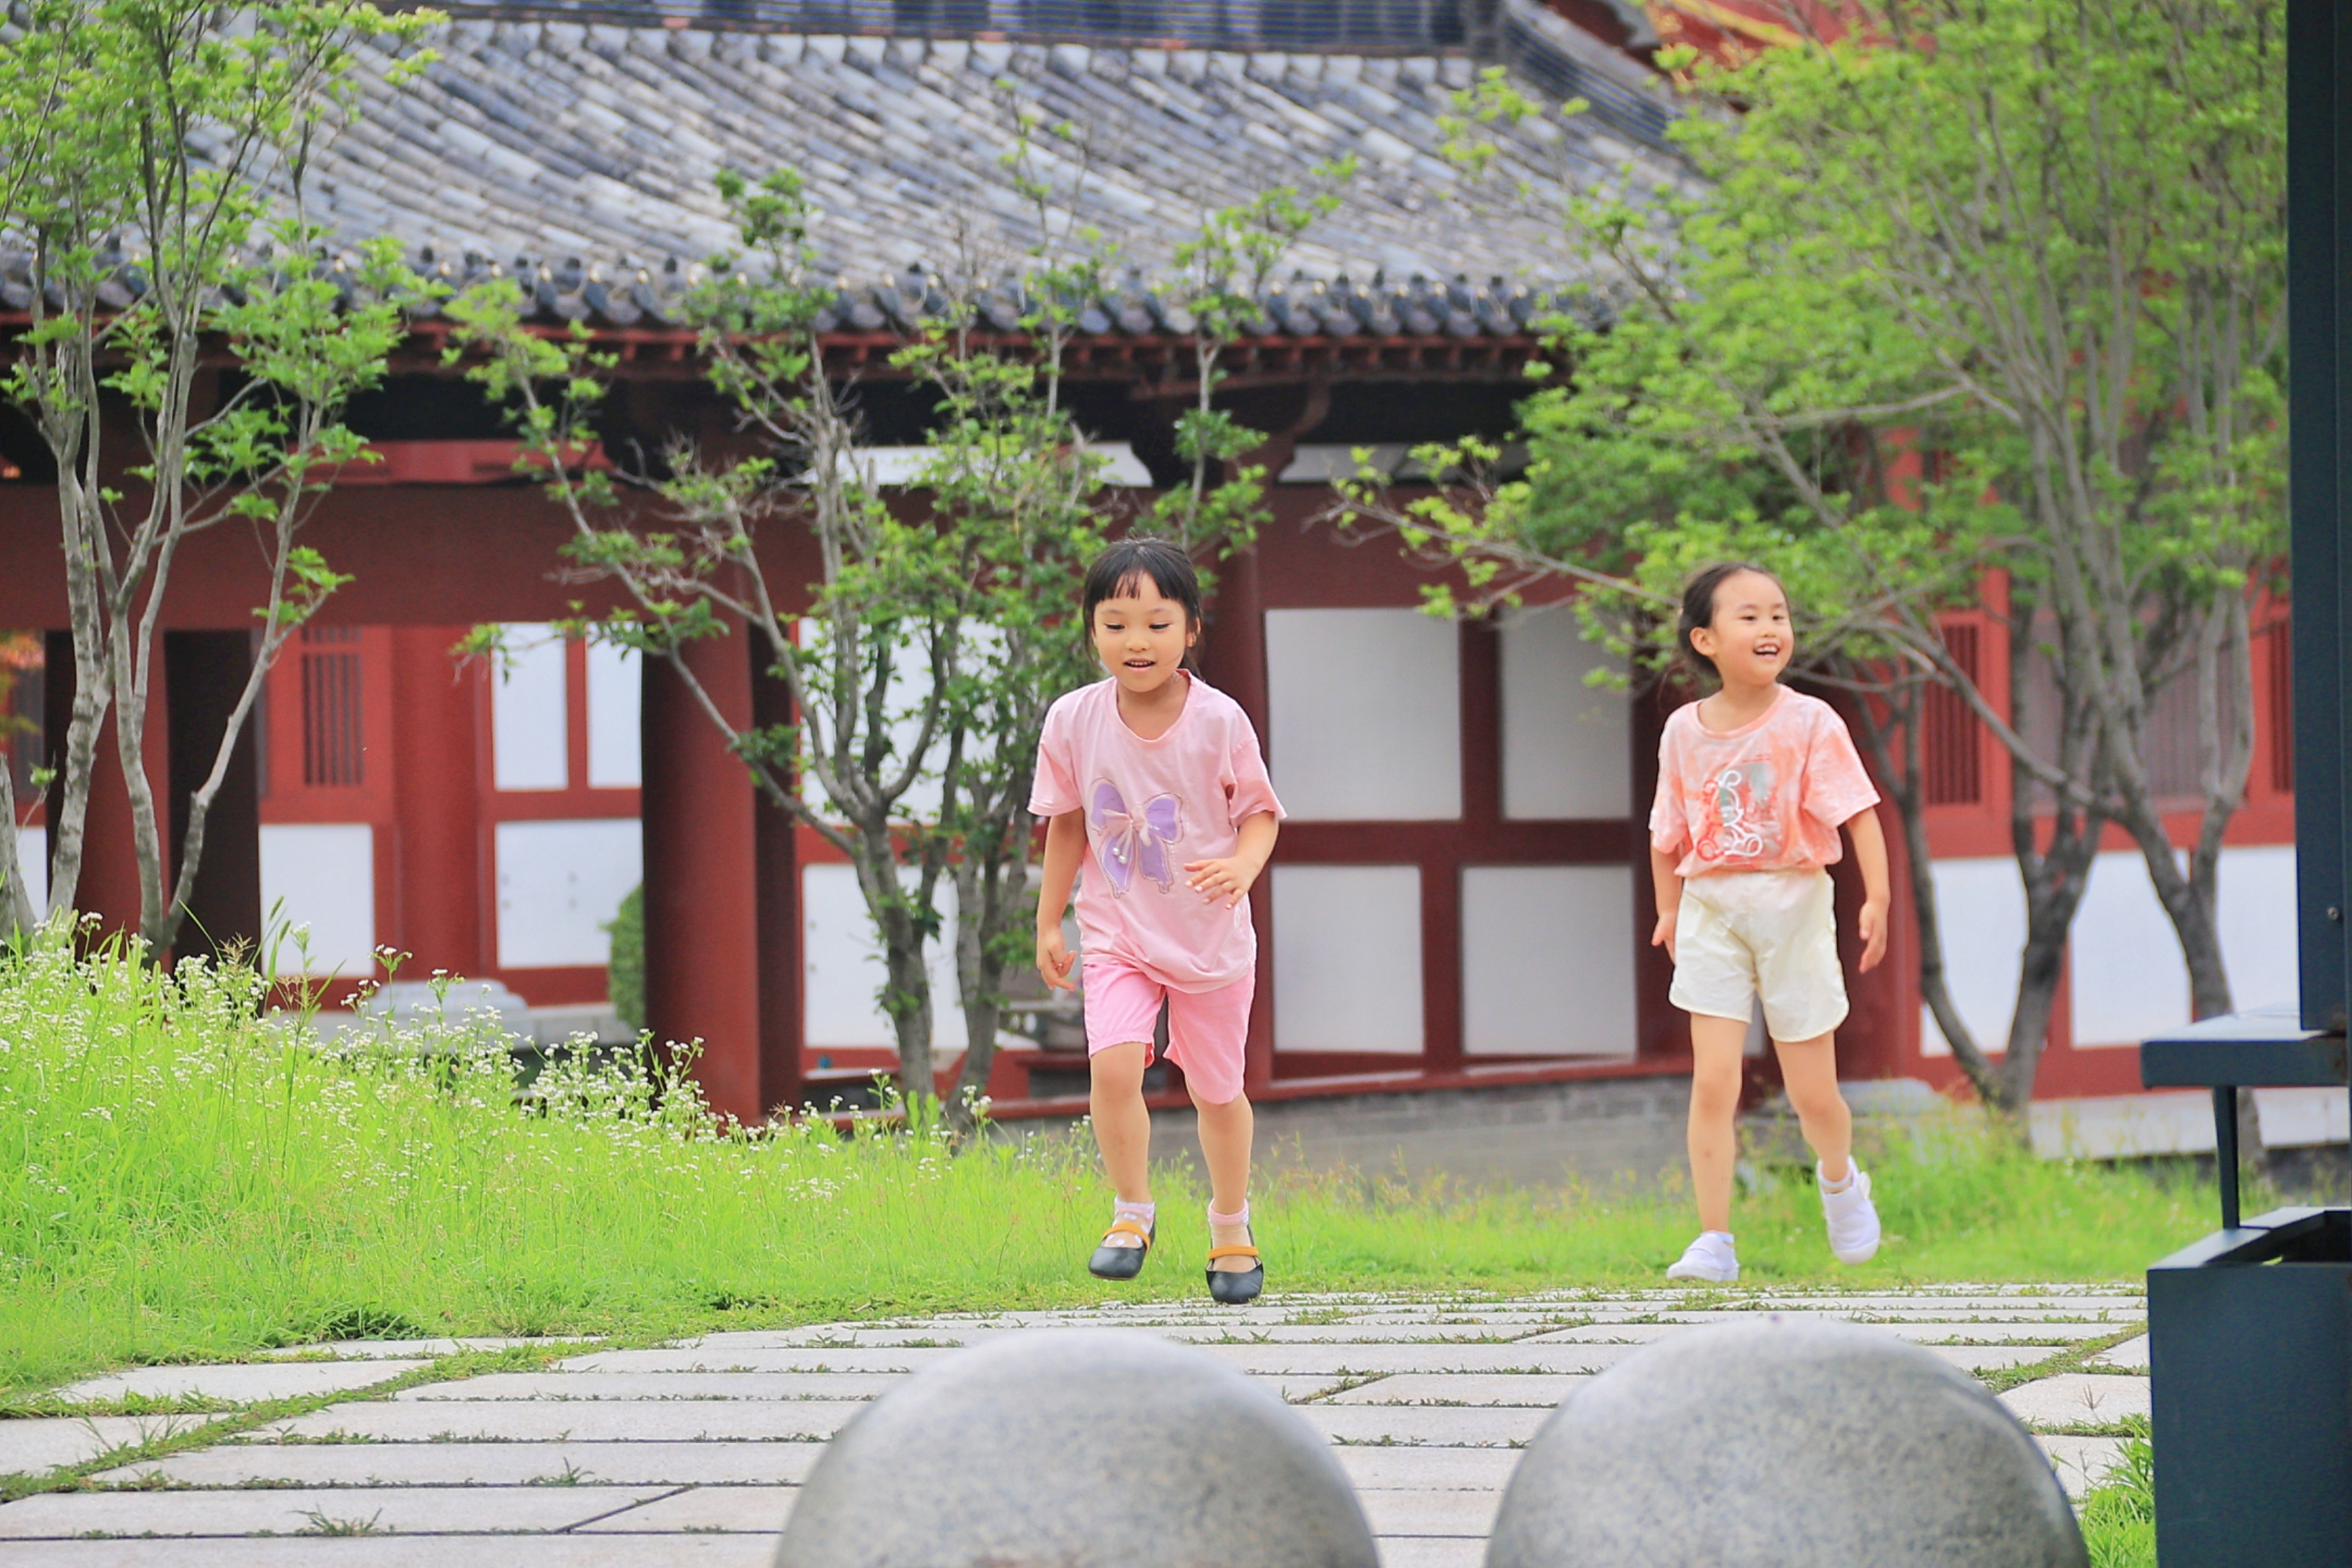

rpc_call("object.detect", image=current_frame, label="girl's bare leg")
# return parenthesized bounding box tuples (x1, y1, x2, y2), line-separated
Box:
(1774, 1030, 1853, 1183)
(1090, 1041, 1154, 1215)
(1191, 1085, 1255, 1271)
(1687, 1014, 1750, 1235)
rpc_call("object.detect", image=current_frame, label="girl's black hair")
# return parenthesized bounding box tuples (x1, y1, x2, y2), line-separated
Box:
(1081, 536, 1204, 641)
(1677, 561, 1788, 679)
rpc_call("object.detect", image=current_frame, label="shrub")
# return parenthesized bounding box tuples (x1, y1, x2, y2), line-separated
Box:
(605, 883, 643, 1029)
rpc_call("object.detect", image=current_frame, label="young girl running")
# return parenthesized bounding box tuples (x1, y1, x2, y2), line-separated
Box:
(1649, 562, 1890, 1284)
(1031, 537, 1283, 1305)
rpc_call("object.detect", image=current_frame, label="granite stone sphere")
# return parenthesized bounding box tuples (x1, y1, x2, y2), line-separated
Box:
(774, 1328, 1379, 1568)
(1485, 1318, 2086, 1568)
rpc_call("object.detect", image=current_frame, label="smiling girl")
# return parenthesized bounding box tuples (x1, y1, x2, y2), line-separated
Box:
(1030, 538, 1284, 1304)
(1649, 562, 1891, 1284)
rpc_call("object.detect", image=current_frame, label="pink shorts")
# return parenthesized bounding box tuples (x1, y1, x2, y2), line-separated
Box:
(1081, 959, 1254, 1106)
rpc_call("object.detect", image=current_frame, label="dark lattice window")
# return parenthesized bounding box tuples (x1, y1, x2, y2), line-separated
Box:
(300, 627, 364, 787)
(1923, 623, 1983, 806)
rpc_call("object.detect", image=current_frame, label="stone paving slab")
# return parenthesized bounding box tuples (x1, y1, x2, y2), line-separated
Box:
(2041, 1435, 2133, 1499)
(577, 1484, 795, 1533)
(0, 1540, 772, 1565)
(556, 1347, 957, 1375)
(1193, 1343, 1644, 1376)
(95, 1441, 828, 1490)
(0, 1484, 670, 1539)
(0, 1415, 226, 1476)
(3, 1288, 2156, 1565)
(53, 1362, 430, 1407)
(256, 1339, 598, 1362)
(1324, 1373, 1590, 1408)
(1293, 1405, 1551, 1447)
(395, 1371, 910, 1403)
(1999, 1374, 2154, 1431)
(2090, 1335, 2150, 1370)
(1376, 1539, 1487, 1568)
(254, 1401, 861, 1444)
(1331, 1447, 1523, 1491)
(1359, 1488, 1505, 1537)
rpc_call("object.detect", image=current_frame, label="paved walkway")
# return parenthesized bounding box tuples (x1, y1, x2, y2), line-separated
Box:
(1, 1286, 2149, 1565)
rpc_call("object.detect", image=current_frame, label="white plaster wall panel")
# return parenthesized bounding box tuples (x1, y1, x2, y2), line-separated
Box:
(1499, 608, 1629, 820)
(259, 823, 375, 976)
(800, 861, 968, 1050)
(1917, 856, 2029, 1057)
(1460, 865, 1636, 1057)
(2215, 843, 2298, 1013)
(1265, 608, 1460, 821)
(2069, 849, 2191, 1048)
(1272, 863, 1424, 1054)
(585, 643, 642, 790)
(800, 620, 1006, 825)
(2255, 1086, 2349, 1148)
(10, 823, 44, 916)
(493, 625, 569, 792)
(493, 819, 642, 970)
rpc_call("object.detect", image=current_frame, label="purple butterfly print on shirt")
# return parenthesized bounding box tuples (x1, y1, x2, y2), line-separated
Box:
(1090, 780, 1184, 895)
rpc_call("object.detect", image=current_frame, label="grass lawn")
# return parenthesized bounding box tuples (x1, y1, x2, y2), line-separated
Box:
(1, 932, 2212, 1404)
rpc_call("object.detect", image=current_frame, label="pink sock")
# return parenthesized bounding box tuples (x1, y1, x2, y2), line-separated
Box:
(1208, 1202, 1249, 1231)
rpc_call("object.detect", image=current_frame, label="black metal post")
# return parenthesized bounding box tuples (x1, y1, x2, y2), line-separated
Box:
(2211, 1084, 2240, 1230)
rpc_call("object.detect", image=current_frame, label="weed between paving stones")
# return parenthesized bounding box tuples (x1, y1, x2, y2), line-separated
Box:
(1, 1343, 602, 1504)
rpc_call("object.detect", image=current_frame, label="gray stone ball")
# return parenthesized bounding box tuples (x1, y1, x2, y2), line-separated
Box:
(1486, 1317, 2086, 1568)
(775, 1328, 1379, 1568)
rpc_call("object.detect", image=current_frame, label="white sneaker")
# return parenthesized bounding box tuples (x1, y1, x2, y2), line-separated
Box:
(1665, 1231, 1738, 1283)
(1821, 1161, 1881, 1264)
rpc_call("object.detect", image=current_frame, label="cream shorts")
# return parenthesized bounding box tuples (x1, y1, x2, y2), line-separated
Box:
(1669, 869, 1849, 1043)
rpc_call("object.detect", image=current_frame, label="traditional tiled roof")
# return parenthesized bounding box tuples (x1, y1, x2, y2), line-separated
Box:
(0, 3, 1687, 342)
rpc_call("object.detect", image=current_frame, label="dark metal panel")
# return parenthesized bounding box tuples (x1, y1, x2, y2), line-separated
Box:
(2290, 0, 2352, 1032)
(2148, 1211, 2352, 1568)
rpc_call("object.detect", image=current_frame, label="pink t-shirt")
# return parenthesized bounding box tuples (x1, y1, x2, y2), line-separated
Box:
(1029, 675, 1284, 992)
(1649, 687, 1880, 878)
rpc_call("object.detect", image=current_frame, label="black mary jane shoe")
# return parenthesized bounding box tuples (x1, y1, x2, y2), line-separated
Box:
(1088, 1217, 1155, 1281)
(1206, 1230, 1264, 1306)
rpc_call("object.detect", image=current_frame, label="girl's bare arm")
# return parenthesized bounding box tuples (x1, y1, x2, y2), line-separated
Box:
(1847, 805, 1891, 972)
(1035, 810, 1086, 990)
(1649, 845, 1683, 964)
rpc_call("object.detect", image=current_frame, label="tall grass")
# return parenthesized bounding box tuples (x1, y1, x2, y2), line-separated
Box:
(3, 930, 2208, 1401)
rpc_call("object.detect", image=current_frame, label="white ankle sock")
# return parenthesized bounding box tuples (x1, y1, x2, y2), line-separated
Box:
(1701, 1230, 1735, 1247)
(1115, 1199, 1156, 1229)
(1207, 1202, 1249, 1231)
(1819, 1162, 1855, 1194)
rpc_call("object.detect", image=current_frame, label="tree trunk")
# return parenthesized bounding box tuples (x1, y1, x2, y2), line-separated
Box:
(948, 853, 1002, 1137)
(1844, 671, 2006, 1106)
(853, 835, 937, 1115)
(0, 762, 38, 939)
(47, 471, 110, 921)
(1990, 598, 2105, 1121)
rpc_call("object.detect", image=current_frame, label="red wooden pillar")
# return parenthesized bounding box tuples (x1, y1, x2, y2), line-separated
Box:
(640, 618, 798, 1124)
(749, 638, 803, 1119)
(386, 627, 485, 978)
(1204, 546, 1276, 1095)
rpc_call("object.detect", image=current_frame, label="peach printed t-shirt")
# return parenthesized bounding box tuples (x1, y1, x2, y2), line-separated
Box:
(1030, 674, 1285, 993)
(1648, 687, 1880, 879)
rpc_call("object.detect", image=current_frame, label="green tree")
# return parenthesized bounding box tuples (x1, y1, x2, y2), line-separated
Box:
(1331, 0, 2284, 1119)
(0, 0, 437, 950)
(451, 133, 1343, 1120)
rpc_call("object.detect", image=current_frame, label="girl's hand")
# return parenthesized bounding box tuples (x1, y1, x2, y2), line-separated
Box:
(1182, 856, 1261, 908)
(1652, 910, 1678, 964)
(1036, 925, 1078, 991)
(1857, 897, 1889, 973)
